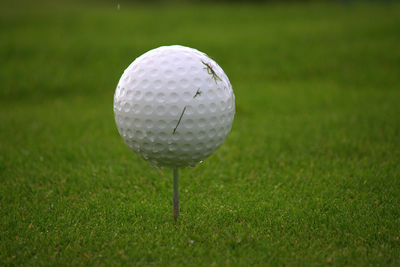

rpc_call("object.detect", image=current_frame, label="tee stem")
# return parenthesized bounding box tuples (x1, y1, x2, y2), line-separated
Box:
(173, 168, 179, 221)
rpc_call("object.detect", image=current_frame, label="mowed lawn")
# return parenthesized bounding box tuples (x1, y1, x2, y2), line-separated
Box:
(1, 1, 400, 266)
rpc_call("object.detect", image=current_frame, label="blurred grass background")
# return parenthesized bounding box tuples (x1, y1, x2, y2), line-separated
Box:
(1, 0, 400, 266)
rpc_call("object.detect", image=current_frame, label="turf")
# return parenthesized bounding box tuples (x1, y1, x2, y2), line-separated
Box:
(1, 1, 400, 266)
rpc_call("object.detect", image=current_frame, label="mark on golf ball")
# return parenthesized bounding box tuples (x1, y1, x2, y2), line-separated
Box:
(201, 60, 222, 84)
(193, 88, 201, 98)
(173, 106, 186, 135)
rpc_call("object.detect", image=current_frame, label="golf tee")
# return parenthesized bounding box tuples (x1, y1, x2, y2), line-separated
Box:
(173, 168, 179, 221)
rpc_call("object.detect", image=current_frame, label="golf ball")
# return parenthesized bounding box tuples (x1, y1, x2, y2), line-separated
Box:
(114, 45, 235, 168)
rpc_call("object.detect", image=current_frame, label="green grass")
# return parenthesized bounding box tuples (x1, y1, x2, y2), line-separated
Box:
(1, 1, 400, 266)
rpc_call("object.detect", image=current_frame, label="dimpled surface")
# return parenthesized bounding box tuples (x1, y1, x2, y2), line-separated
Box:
(114, 45, 235, 168)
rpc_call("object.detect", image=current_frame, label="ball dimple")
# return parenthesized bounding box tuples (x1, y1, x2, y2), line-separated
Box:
(198, 104, 206, 114)
(119, 87, 126, 98)
(133, 118, 142, 128)
(198, 131, 206, 140)
(208, 128, 217, 138)
(165, 69, 173, 78)
(114, 101, 121, 112)
(197, 118, 207, 128)
(134, 90, 142, 100)
(154, 79, 162, 89)
(156, 105, 166, 115)
(143, 105, 152, 115)
(141, 153, 149, 160)
(170, 105, 179, 116)
(168, 142, 178, 152)
(183, 91, 191, 102)
(137, 68, 145, 77)
(196, 142, 204, 151)
(126, 90, 133, 99)
(180, 78, 189, 86)
(141, 79, 150, 89)
(184, 119, 194, 129)
(210, 116, 217, 126)
(182, 144, 190, 152)
(216, 87, 224, 98)
(217, 127, 224, 137)
(146, 131, 155, 141)
(170, 92, 179, 103)
(185, 105, 194, 115)
(220, 100, 226, 111)
(136, 130, 144, 139)
(133, 104, 140, 114)
(184, 132, 194, 141)
(131, 78, 138, 87)
(173, 56, 181, 63)
(210, 103, 217, 112)
(156, 92, 165, 103)
(193, 77, 201, 86)
(228, 97, 234, 109)
(145, 119, 153, 129)
(143, 142, 151, 151)
(177, 67, 186, 75)
(130, 140, 139, 150)
(124, 116, 131, 126)
(205, 142, 213, 149)
(153, 143, 164, 153)
(207, 90, 216, 100)
(145, 91, 153, 101)
(159, 131, 167, 141)
(157, 120, 167, 129)
(220, 114, 226, 124)
(123, 102, 131, 112)
(150, 68, 158, 77)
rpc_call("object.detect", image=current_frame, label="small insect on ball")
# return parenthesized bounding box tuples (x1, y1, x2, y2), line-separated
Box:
(114, 45, 235, 168)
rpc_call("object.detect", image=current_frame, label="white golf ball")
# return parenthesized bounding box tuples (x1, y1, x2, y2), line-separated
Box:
(114, 45, 235, 168)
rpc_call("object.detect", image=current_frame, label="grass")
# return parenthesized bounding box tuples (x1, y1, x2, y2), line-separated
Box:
(1, 1, 400, 266)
